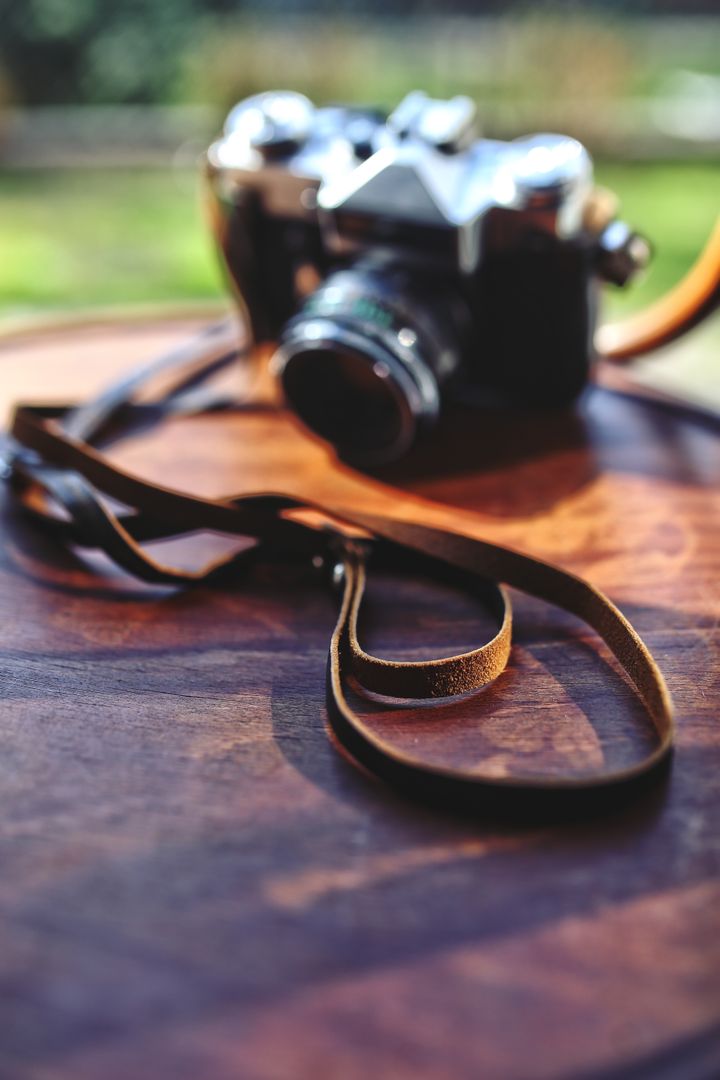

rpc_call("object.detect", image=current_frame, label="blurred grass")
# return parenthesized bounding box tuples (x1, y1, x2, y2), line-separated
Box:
(0, 160, 717, 317)
(0, 168, 221, 315)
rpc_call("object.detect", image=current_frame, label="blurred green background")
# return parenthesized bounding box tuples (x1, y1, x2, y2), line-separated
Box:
(0, 2, 718, 321)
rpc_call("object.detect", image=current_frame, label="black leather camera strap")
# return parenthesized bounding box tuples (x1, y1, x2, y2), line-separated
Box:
(4, 326, 675, 813)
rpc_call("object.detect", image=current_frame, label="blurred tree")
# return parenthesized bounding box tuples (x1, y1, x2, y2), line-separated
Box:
(0, 0, 218, 105)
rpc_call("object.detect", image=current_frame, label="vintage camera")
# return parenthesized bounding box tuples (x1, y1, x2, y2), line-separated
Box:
(206, 90, 649, 463)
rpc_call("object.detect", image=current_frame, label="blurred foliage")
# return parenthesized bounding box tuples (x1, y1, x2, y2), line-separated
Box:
(0, 161, 716, 316)
(1, 3, 719, 109)
(0, 0, 220, 105)
(181, 14, 720, 117)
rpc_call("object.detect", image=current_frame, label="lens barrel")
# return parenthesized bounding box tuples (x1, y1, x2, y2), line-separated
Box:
(273, 266, 463, 464)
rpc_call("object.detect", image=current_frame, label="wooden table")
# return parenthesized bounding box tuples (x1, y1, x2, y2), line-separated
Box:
(1, 320, 719, 1079)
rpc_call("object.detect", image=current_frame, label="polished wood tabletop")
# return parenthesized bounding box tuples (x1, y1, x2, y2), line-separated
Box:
(1, 319, 719, 1079)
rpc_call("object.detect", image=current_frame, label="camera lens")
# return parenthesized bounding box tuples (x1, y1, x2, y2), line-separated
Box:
(281, 341, 409, 456)
(273, 267, 463, 464)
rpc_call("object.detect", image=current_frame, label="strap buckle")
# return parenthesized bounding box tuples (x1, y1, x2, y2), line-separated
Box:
(312, 527, 374, 591)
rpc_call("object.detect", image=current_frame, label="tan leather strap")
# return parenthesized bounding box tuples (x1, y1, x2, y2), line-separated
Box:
(599, 214, 720, 361)
(3, 333, 675, 812)
(340, 544, 512, 700)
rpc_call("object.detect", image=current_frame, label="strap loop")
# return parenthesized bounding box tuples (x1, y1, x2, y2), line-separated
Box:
(325, 521, 674, 809)
(341, 544, 512, 700)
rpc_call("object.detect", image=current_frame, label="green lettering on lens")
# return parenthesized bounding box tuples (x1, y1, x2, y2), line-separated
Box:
(352, 299, 393, 329)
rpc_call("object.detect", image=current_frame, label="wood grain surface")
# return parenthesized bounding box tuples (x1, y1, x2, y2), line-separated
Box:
(0, 319, 719, 1080)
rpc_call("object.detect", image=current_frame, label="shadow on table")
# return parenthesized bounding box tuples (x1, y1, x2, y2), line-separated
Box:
(362, 386, 720, 517)
(367, 398, 594, 517)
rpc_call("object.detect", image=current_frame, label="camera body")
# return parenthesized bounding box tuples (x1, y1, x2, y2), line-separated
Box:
(206, 90, 647, 462)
